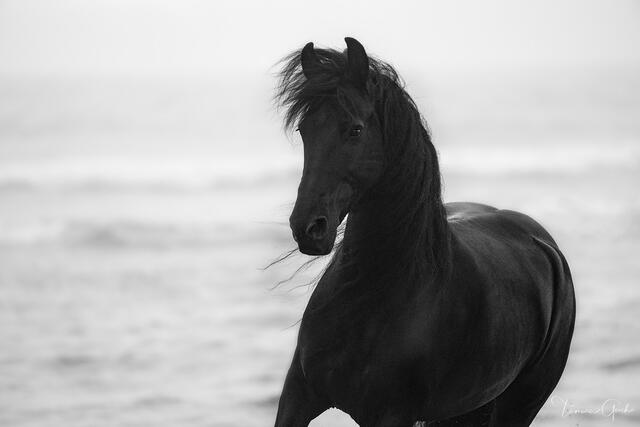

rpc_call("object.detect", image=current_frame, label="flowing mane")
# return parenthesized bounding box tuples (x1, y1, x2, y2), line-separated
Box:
(275, 45, 451, 303)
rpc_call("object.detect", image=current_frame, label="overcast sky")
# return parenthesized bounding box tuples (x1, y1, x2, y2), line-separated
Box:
(1, 0, 639, 76)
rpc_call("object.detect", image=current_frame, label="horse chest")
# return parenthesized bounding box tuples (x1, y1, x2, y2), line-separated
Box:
(298, 303, 418, 409)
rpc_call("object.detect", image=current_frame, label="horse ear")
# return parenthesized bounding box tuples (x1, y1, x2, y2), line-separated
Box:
(301, 42, 320, 79)
(344, 37, 369, 89)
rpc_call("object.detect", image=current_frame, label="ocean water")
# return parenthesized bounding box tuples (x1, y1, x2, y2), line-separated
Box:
(0, 70, 639, 426)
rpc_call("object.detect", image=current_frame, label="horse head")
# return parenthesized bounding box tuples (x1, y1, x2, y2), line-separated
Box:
(288, 38, 386, 255)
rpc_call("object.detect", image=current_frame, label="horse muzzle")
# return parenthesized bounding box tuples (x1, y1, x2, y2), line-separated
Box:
(290, 213, 337, 255)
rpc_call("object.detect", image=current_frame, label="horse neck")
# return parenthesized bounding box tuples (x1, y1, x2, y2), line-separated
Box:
(342, 133, 450, 284)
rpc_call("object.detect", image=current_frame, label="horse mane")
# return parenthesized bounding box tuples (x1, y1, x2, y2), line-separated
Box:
(275, 45, 451, 313)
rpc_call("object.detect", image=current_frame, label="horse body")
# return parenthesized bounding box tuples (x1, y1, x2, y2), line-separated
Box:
(273, 38, 575, 426)
(289, 203, 574, 426)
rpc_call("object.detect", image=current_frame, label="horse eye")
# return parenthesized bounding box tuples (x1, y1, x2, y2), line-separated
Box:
(349, 126, 363, 137)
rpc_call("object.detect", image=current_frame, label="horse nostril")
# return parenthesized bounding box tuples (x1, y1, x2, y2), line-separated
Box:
(305, 216, 328, 240)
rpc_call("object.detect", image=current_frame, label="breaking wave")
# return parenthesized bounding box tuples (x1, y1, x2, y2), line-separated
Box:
(0, 220, 290, 249)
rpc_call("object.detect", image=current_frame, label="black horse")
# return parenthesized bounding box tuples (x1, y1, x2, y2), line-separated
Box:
(273, 37, 575, 427)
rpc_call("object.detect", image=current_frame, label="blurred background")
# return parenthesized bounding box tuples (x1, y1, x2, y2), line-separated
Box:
(0, 1, 639, 426)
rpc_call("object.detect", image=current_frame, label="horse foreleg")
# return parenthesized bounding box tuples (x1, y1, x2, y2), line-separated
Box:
(274, 349, 328, 427)
(360, 411, 414, 427)
(425, 400, 496, 426)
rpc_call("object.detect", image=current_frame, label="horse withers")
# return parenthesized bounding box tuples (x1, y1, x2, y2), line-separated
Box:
(273, 37, 575, 427)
